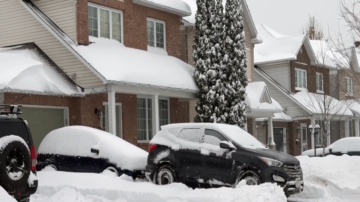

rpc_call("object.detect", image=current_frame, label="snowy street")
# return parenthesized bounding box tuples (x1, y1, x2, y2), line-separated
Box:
(2, 155, 360, 202)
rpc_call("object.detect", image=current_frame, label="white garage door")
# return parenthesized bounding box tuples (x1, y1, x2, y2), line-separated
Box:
(19, 107, 67, 150)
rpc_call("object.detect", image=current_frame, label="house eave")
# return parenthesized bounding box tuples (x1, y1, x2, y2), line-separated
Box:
(132, 0, 191, 17)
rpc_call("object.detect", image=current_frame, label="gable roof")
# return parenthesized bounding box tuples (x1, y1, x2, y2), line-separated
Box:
(245, 82, 283, 113)
(309, 40, 350, 69)
(0, 43, 82, 96)
(254, 24, 305, 65)
(182, 0, 262, 44)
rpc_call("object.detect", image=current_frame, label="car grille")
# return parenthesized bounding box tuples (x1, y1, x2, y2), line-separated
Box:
(283, 164, 302, 178)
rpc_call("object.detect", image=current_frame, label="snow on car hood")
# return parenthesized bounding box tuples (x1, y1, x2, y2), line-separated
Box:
(38, 126, 148, 171)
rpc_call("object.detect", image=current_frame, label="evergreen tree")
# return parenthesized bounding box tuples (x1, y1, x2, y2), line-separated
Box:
(223, 0, 248, 128)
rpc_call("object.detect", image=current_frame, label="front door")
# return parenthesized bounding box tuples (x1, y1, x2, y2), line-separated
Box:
(301, 124, 308, 152)
(274, 128, 286, 153)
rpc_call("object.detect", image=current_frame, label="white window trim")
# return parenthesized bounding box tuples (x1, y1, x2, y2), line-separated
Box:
(345, 77, 353, 96)
(316, 72, 324, 94)
(88, 3, 124, 43)
(295, 68, 307, 90)
(103, 102, 123, 138)
(147, 17, 166, 50)
(137, 95, 170, 143)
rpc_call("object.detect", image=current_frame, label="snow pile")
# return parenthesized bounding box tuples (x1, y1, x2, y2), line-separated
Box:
(0, 187, 16, 202)
(31, 171, 286, 202)
(75, 37, 198, 92)
(245, 82, 283, 112)
(302, 148, 328, 157)
(309, 40, 349, 69)
(292, 88, 353, 116)
(254, 24, 305, 64)
(0, 135, 29, 151)
(291, 155, 360, 202)
(38, 126, 148, 171)
(134, 0, 191, 17)
(0, 47, 82, 96)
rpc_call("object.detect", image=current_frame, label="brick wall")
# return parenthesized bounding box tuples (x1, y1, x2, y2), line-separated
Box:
(77, 0, 182, 58)
(290, 45, 330, 95)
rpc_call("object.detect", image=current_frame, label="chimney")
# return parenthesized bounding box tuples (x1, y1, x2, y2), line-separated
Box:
(355, 41, 360, 48)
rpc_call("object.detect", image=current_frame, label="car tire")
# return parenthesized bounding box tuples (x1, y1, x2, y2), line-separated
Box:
(104, 166, 119, 176)
(46, 164, 57, 171)
(0, 139, 31, 192)
(155, 165, 176, 185)
(235, 169, 261, 186)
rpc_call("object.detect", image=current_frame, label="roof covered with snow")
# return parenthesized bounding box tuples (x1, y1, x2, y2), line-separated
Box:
(75, 37, 198, 92)
(0, 45, 82, 96)
(133, 0, 191, 17)
(309, 40, 349, 69)
(182, 0, 262, 44)
(291, 89, 353, 116)
(245, 82, 283, 113)
(254, 24, 305, 64)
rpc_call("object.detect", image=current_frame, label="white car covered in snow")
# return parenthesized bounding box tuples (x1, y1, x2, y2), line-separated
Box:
(302, 137, 360, 157)
(36, 126, 148, 179)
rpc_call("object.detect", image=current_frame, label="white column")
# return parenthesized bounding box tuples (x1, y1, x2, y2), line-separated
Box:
(152, 95, 160, 134)
(311, 117, 315, 149)
(107, 90, 116, 135)
(355, 119, 360, 137)
(268, 117, 275, 149)
(345, 120, 350, 137)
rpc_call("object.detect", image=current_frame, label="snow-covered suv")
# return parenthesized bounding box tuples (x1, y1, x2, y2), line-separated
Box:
(0, 105, 38, 202)
(146, 123, 304, 197)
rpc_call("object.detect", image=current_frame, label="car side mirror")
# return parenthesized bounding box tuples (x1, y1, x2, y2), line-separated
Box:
(91, 147, 99, 155)
(329, 148, 332, 154)
(220, 142, 235, 150)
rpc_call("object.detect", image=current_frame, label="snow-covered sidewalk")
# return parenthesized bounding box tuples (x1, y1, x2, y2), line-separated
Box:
(290, 155, 360, 202)
(28, 170, 286, 202)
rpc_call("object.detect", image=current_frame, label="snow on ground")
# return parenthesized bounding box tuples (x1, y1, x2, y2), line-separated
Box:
(0, 187, 16, 202)
(290, 155, 360, 202)
(30, 170, 286, 202)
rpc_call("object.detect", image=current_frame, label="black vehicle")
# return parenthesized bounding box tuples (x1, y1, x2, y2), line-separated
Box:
(0, 105, 38, 202)
(36, 126, 147, 179)
(146, 123, 303, 197)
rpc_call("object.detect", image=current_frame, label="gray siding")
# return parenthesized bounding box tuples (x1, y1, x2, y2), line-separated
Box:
(254, 71, 309, 118)
(33, 0, 77, 43)
(0, 93, 4, 104)
(258, 62, 291, 91)
(0, 0, 103, 88)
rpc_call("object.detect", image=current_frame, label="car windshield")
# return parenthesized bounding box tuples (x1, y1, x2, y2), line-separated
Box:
(0, 122, 30, 144)
(218, 125, 267, 149)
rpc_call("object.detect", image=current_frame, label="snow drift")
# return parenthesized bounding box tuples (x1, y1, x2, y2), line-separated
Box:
(0, 187, 16, 202)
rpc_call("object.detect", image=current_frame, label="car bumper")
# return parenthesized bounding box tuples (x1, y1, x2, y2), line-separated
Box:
(282, 179, 304, 195)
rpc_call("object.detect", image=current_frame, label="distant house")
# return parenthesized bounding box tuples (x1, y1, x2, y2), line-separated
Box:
(0, 0, 196, 150)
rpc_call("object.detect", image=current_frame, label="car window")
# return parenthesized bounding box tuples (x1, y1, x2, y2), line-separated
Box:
(203, 129, 227, 146)
(0, 122, 30, 144)
(178, 128, 202, 143)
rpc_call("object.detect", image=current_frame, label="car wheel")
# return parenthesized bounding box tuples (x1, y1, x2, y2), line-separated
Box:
(156, 165, 175, 185)
(236, 169, 261, 186)
(0, 139, 31, 192)
(104, 166, 119, 176)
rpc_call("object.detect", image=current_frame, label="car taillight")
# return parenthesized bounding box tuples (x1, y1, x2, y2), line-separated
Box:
(148, 144, 157, 152)
(30, 145, 36, 171)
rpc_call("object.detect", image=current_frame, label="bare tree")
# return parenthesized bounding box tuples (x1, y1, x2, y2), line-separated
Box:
(302, 16, 325, 40)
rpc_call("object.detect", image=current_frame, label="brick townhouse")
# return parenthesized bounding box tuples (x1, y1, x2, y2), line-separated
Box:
(0, 0, 197, 150)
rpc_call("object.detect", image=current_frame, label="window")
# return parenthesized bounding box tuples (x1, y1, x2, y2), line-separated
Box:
(137, 97, 169, 141)
(147, 18, 165, 49)
(203, 129, 227, 146)
(178, 128, 202, 143)
(88, 4, 123, 42)
(345, 77, 353, 95)
(316, 73, 324, 93)
(295, 68, 307, 89)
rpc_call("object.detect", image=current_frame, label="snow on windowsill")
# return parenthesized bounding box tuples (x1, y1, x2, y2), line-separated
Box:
(147, 46, 168, 55)
(346, 93, 354, 97)
(316, 90, 324, 94)
(295, 87, 307, 92)
(138, 140, 151, 144)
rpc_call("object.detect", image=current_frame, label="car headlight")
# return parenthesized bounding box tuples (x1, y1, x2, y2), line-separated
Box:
(259, 157, 283, 167)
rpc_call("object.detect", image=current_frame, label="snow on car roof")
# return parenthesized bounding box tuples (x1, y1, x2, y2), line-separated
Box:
(38, 126, 148, 171)
(161, 123, 266, 149)
(75, 37, 198, 92)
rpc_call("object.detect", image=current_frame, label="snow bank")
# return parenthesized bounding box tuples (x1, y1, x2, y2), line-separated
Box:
(0, 47, 82, 96)
(292, 88, 353, 116)
(0, 187, 16, 202)
(290, 155, 360, 202)
(245, 82, 283, 112)
(38, 126, 148, 171)
(301, 148, 328, 157)
(75, 37, 198, 92)
(0, 135, 29, 151)
(31, 171, 286, 202)
(254, 24, 305, 64)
